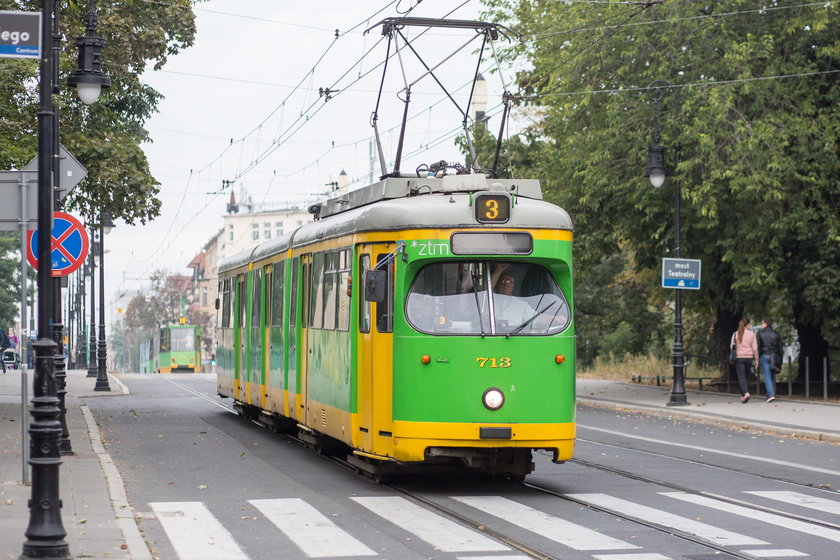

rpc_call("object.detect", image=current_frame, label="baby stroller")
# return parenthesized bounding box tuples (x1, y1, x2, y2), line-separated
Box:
(2, 348, 19, 371)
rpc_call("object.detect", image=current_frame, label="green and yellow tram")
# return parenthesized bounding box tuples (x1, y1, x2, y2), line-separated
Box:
(216, 173, 575, 479)
(137, 324, 202, 374)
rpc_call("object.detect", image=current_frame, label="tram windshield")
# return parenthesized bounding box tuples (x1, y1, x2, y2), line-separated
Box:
(170, 329, 196, 352)
(405, 262, 570, 336)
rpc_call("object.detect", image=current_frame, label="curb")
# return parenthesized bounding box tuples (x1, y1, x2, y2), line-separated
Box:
(577, 397, 840, 445)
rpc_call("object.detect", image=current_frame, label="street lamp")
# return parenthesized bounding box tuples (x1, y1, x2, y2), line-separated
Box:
(21, 0, 71, 557)
(67, 0, 111, 105)
(645, 80, 689, 407)
(95, 212, 114, 391)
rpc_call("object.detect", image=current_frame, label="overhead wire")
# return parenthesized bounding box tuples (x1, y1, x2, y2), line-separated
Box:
(126, 0, 409, 280)
(222, 0, 478, 186)
(125, 0, 836, 287)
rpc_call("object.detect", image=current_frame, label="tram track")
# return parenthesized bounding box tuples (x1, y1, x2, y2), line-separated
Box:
(176, 380, 837, 559)
(569, 456, 840, 531)
(573, 435, 840, 494)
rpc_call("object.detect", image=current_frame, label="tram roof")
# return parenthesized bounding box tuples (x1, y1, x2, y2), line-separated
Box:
(219, 175, 572, 274)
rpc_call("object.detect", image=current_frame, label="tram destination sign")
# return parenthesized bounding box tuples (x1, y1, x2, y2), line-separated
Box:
(0, 11, 40, 59)
(661, 258, 701, 290)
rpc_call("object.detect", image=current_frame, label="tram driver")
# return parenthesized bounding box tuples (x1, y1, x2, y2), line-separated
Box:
(492, 273, 536, 328)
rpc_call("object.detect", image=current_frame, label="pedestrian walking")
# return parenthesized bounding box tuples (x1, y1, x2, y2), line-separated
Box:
(757, 317, 782, 403)
(731, 318, 758, 403)
(0, 328, 10, 373)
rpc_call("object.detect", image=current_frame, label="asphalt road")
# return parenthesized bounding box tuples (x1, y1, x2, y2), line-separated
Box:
(85, 374, 840, 560)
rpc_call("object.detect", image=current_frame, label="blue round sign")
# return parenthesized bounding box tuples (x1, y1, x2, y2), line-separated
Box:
(26, 212, 90, 276)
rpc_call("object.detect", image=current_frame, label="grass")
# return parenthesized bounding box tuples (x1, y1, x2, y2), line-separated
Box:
(578, 354, 721, 382)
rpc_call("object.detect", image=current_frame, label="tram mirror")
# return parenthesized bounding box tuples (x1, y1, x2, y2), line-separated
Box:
(214, 298, 220, 310)
(364, 270, 387, 302)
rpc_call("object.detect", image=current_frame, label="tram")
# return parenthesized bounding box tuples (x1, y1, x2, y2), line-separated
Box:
(215, 17, 575, 479)
(216, 173, 574, 479)
(137, 324, 202, 373)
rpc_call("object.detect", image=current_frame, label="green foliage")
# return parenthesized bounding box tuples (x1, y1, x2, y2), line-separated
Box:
(0, 234, 21, 328)
(0, 0, 200, 225)
(119, 270, 213, 363)
(480, 0, 840, 360)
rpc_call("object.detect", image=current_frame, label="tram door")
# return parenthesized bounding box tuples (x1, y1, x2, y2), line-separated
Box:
(236, 273, 247, 402)
(249, 267, 263, 406)
(298, 254, 312, 424)
(357, 243, 395, 454)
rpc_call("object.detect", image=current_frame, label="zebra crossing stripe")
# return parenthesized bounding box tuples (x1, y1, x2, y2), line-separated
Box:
(455, 556, 532, 560)
(745, 491, 840, 516)
(567, 493, 768, 546)
(249, 498, 377, 557)
(739, 550, 808, 558)
(351, 496, 510, 553)
(452, 495, 637, 551)
(149, 502, 248, 560)
(663, 492, 840, 543)
(592, 555, 671, 560)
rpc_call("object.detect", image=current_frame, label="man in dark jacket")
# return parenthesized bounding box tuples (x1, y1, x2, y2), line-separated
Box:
(0, 328, 9, 373)
(757, 317, 782, 402)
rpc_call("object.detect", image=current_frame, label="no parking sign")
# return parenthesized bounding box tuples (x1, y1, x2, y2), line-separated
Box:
(26, 212, 89, 276)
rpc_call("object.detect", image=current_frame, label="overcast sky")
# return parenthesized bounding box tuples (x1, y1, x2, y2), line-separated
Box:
(101, 0, 510, 311)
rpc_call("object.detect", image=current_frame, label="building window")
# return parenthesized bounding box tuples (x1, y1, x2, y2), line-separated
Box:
(251, 223, 259, 240)
(228, 224, 234, 241)
(202, 286, 208, 306)
(264, 223, 271, 239)
(275, 222, 283, 238)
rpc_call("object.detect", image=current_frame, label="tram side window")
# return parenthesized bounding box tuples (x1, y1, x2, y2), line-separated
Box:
(290, 259, 298, 327)
(309, 253, 324, 329)
(300, 261, 308, 328)
(375, 253, 393, 333)
(238, 276, 246, 329)
(322, 251, 338, 330)
(264, 269, 272, 329)
(160, 328, 171, 352)
(271, 262, 284, 326)
(337, 248, 351, 332)
(359, 254, 371, 333)
(221, 279, 231, 328)
(252, 269, 262, 328)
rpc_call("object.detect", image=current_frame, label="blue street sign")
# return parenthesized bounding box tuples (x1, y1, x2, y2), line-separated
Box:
(662, 258, 701, 290)
(0, 11, 41, 59)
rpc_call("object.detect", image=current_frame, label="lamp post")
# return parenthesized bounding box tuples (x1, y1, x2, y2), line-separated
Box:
(645, 80, 689, 407)
(21, 0, 70, 556)
(75, 268, 86, 369)
(87, 222, 98, 378)
(95, 212, 113, 391)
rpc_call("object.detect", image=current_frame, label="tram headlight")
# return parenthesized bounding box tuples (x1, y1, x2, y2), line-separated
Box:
(482, 387, 505, 411)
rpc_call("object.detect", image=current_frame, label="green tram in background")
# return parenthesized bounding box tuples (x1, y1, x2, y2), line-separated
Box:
(137, 324, 201, 373)
(215, 173, 575, 480)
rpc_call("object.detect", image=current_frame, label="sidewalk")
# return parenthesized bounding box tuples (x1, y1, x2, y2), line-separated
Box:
(1, 369, 838, 560)
(0, 368, 143, 560)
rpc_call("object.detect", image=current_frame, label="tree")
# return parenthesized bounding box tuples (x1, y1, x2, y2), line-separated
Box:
(116, 270, 213, 370)
(0, 234, 22, 329)
(0, 0, 200, 225)
(481, 1, 840, 377)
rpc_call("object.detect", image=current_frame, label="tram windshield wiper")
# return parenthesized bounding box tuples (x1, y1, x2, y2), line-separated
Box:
(470, 270, 486, 337)
(506, 301, 556, 338)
